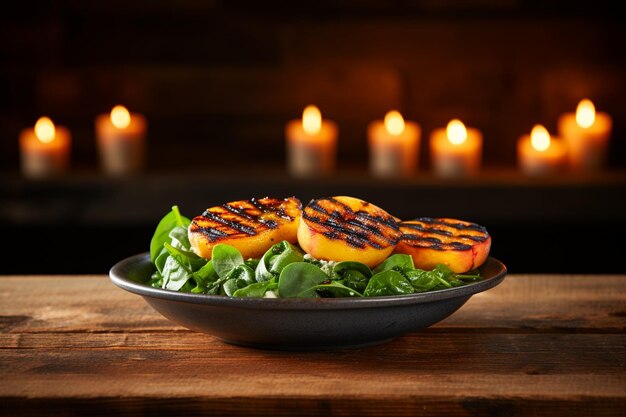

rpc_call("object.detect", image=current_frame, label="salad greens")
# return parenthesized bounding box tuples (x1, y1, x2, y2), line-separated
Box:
(147, 206, 482, 298)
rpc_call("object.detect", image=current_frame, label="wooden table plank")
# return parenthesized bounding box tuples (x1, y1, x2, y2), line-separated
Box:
(1, 275, 625, 417)
(1, 275, 625, 334)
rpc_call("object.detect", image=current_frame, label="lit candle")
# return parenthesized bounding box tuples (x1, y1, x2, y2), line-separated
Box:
(19, 116, 71, 178)
(285, 105, 338, 177)
(367, 110, 421, 177)
(557, 99, 612, 171)
(517, 124, 567, 176)
(95, 105, 147, 176)
(430, 119, 482, 177)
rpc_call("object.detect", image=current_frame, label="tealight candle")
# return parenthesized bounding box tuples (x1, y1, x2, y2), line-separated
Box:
(285, 105, 338, 177)
(367, 110, 421, 177)
(430, 119, 482, 177)
(95, 105, 147, 176)
(19, 116, 71, 178)
(517, 124, 567, 176)
(557, 99, 612, 171)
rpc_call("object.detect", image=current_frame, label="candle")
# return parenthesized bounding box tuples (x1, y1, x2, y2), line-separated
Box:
(430, 119, 482, 177)
(95, 105, 147, 176)
(19, 116, 71, 178)
(367, 110, 421, 177)
(285, 105, 338, 177)
(557, 99, 612, 171)
(517, 124, 567, 176)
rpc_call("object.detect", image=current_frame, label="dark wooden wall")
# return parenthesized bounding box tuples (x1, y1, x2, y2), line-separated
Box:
(1, 1, 625, 172)
(2, 1, 626, 275)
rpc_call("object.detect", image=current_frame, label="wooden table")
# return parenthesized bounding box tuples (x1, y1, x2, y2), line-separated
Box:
(1, 274, 624, 416)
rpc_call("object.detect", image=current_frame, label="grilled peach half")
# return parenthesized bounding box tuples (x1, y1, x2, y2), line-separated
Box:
(297, 196, 402, 268)
(189, 197, 302, 259)
(395, 217, 491, 273)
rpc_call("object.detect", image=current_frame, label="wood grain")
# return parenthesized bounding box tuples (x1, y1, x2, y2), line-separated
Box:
(1, 275, 625, 333)
(1, 275, 625, 416)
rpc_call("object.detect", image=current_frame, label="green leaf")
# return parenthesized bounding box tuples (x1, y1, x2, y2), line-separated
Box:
(223, 264, 256, 296)
(149, 205, 191, 263)
(256, 241, 304, 282)
(364, 270, 414, 297)
(404, 269, 441, 292)
(154, 250, 169, 274)
(193, 260, 217, 284)
(244, 258, 260, 270)
(333, 261, 372, 279)
(233, 279, 278, 298)
(162, 255, 194, 291)
(212, 244, 244, 279)
(168, 226, 192, 251)
(313, 281, 363, 297)
(373, 254, 415, 273)
(190, 260, 218, 293)
(278, 262, 329, 298)
(332, 261, 372, 292)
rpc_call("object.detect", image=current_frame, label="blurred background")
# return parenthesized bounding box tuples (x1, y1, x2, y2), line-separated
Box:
(1, 0, 625, 274)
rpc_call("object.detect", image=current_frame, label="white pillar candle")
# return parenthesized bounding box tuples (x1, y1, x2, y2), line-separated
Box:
(368, 110, 421, 178)
(19, 116, 71, 178)
(285, 105, 338, 178)
(95, 105, 147, 176)
(518, 124, 567, 176)
(430, 119, 482, 177)
(558, 99, 612, 172)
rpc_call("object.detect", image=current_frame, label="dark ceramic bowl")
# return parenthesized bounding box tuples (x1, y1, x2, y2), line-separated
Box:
(109, 253, 507, 350)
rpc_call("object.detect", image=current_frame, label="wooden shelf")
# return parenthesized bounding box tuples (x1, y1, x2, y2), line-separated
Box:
(3, 168, 625, 274)
(2, 168, 626, 226)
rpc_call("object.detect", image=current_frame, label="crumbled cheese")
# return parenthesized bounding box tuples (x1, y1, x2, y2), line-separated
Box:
(264, 290, 278, 298)
(303, 254, 336, 277)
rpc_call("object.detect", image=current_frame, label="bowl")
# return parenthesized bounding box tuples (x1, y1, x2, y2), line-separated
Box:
(109, 253, 507, 350)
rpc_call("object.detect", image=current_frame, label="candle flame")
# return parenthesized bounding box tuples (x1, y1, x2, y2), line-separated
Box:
(530, 124, 551, 152)
(576, 99, 595, 128)
(302, 105, 322, 135)
(384, 110, 405, 136)
(111, 105, 131, 129)
(446, 119, 467, 145)
(34, 117, 55, 144)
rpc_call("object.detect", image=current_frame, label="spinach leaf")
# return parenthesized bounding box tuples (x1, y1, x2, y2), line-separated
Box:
(154, 250, 169, 274)
(432, 264, 455, 282)
(404, 264, 468, 292)
(332, 261, 372, 292)
(212, 244, 244, 279)
(223, 264, 256, 296)
(404, 269, 441, 292)
(162, 254, 194, 291)
(373, 254, 414, 273)
(256, 241, 304, 282)
(190, 260, 219, 293)
(333, 261, 372, 279)
(364, 270, 414, 297)
(278, 262, 329, 298)
(340, 270, 370, 293)
(245, 258, 260, 270)
(314, 281, 363, 297)
(456, 270, 482, 282)
(164, 242, 206, 271)
(168, 225, 192, 251)
(233, 279, 278, 298)
(150, 205, 191, 263)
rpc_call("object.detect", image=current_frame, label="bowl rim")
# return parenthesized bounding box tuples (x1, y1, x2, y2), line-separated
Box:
(109, 252, 507, 310)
